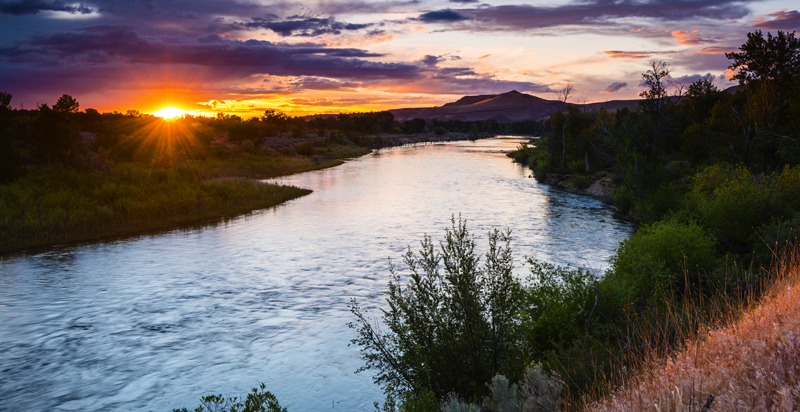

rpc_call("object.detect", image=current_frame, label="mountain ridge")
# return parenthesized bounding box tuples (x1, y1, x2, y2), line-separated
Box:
(389, 90, 640, 123)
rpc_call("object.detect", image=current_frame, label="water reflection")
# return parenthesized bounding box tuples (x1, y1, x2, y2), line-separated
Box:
(0, 137, 632, 411)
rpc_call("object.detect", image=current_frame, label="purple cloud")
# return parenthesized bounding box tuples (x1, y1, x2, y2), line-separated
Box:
(452, 0, 752, 31)
(752, 10, 800, 30)
(0, 0, 93, 15)
(600, 82, 627, 93)
(233, 17, 375, 37)
(419, 9, 471, 23)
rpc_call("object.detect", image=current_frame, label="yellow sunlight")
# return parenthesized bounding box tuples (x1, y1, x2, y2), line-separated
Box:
(151, 106, 189, 120)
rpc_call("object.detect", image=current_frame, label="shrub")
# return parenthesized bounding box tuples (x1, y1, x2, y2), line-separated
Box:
(173, 383, 287, 412)
(568, 159, 585, 174)
(483, 363, 564, 412)
(296, 141, 313, 156)
(606, 217, 717, 304)
(571, 175, 590, 190)
(433, 126, 447, 135)
(348, 216, 524, 404)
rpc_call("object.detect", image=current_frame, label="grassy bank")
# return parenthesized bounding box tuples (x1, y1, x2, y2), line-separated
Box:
(590, 249, 800, 411)
(0, 151, 369, 254)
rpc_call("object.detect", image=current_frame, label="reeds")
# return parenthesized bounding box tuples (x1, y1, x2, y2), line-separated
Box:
(588, 248, 800, 412)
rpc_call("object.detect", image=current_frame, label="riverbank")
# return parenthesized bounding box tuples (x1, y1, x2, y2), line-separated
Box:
(0, 150, 367, 255)
(537, 172, 616, 203)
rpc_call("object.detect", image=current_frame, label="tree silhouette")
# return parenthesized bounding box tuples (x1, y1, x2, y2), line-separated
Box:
(54, 94, 80, 113)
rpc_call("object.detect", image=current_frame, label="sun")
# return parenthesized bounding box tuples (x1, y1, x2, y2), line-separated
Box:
(151, 106, 189, 120)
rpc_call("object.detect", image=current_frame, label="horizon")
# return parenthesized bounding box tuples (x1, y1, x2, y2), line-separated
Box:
(0, 0, 797, 118)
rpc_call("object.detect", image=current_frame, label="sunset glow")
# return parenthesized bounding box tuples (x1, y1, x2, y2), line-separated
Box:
(1, 0, 798, 116)
(151, 107, 189, 120)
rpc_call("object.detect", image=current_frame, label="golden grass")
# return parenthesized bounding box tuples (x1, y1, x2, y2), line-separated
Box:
(589, 251, 800, 412)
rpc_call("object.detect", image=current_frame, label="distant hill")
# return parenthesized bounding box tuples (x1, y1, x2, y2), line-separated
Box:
(389, 90, 642, 123)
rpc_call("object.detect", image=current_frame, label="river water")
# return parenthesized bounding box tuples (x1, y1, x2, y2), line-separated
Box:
(0, 137, 633, 411)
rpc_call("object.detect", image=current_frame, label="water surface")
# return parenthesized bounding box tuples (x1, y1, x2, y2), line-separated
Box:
(0, 137, 633, 411)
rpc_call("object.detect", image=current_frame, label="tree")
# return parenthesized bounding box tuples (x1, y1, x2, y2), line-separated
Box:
(348, 216, 523, 404)
(639, 61, 678, 152)
(557, 83, 573, 173)
(53, 94, 80, 113)
(725, 30, 800, 132)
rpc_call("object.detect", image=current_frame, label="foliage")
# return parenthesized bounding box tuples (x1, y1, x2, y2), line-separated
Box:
(348, 216, 523, 404)
(432, 126, 447, 135)
(606, 217, 717, 304)
(483, 363, 564, 412)
(173, 383, 287, 412)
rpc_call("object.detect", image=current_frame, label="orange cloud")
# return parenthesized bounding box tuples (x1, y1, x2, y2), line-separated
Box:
(752, 9, 800, 29)
(630, 26, 670, 34)
(696, 46, 738, 54)
(322, 33, 397, 47)
(672, 29, 714, 45)
(602, 50, 676, 59)
(477, 54, 491, 59)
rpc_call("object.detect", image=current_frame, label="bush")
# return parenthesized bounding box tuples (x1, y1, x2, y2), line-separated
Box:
(571, 175, 590, 190)
(433, 126, 447, 135)
(606, 216, 717, 304)
(567, 159, 585, 174)
(483, 363, 564, 412)
(348, 216, 524, 404)
(296, 141, 313, 156)
(173, 383, 287, 412)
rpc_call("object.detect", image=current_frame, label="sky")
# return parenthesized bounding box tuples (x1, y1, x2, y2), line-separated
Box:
(0, 0, 798, 118)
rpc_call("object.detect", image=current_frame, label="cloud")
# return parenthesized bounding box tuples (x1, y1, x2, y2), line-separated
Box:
(288, 77, 361, 91)
(0, 0, 93, 15)
(600, 82, 627, 93)
(0, 26, 422, 81)
(419, 54, 444, 66)
(752, 9, 800, 30)
(672, 30, 716, 45)
(233, 17, 374, 37)
(603, 50, 678, 59)
(477, 54, 491, 59)
(450, 0, 479, 3)
(418, 9, 471, 23)
(448, 0, 752, 31)
(671, 73, 716, 85)
(696, 46, 738, 54)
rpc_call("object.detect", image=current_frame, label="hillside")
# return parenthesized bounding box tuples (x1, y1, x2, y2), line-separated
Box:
(389, 90, 640, 123)
(590, 252, 800, 412)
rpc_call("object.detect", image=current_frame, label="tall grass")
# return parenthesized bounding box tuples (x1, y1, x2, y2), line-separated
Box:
(588, 248, 800, 411)
(0, 156, 331, 253)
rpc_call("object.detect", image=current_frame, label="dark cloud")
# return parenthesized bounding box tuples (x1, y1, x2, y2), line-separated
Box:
(418, 9, 471, 23)
(0, 0, 93, 15)
(234, 17, 375, 37)
(419, 54, 444, 66)
(453, 0, 752, 31)
(671, 73, 716, 85)
(0, 26, 421, 81)
(449, 0, 479, 3)
(600, 82, 627, 93)
(752, 10, 800, 30)
(288, 77, 361, 91)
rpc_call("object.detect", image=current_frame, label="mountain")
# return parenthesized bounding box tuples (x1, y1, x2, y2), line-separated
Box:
(388, 90, 641, 123)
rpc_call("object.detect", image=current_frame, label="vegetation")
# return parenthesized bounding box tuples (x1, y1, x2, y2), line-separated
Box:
(349, 29, 800, 411)
(173, 383, 287, 412)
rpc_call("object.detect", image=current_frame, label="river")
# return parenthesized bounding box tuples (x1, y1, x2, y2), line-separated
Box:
(0, 137, 633, 411)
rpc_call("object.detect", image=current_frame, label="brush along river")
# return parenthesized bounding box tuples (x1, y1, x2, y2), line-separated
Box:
(0, 137, 633, 411)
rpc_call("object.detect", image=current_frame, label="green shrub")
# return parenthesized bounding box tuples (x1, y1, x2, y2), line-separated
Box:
(571, 175, 590, 190)
(606, 217, 717, 304)
(567, 159, 585, 174)
(432, 126, 447, 135)
(348, 216, 524, 405)
(483, 363, 563, 412)
(296, 141, 313, 156)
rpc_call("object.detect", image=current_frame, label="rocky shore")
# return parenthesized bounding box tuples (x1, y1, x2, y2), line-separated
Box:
(536, 172, 616, 203)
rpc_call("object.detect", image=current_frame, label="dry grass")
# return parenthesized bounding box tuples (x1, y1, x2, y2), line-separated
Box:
(589, 250, 800, 412)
